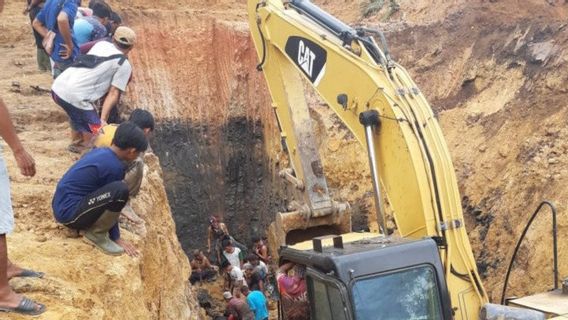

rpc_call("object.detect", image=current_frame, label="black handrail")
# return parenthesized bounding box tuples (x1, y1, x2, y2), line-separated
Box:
(500, 200, 558, 305)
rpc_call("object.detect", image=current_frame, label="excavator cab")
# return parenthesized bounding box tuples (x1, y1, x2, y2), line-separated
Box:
(278, 234, 453, 320)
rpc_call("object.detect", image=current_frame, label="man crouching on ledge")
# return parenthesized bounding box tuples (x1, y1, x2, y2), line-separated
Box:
(52, 122, 147, 256)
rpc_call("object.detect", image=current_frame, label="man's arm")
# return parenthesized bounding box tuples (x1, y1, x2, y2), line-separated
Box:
(202, 256, 212, 269)
(32, 17, 48, 38)
(100, 86, 121, 123)
(278, 262, 294, 274)
(207, 227, 212, 252)
(258, 276, 264, 292)
(257, 245, 269, 261)
(0, 98, 35, 177)
(57, 11, 74, 59)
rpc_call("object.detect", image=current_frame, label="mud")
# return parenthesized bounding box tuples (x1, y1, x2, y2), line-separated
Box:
(152, 117, 288, 255)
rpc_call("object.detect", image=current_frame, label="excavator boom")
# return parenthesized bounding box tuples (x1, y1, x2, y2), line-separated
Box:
(248, 0, 488, 318)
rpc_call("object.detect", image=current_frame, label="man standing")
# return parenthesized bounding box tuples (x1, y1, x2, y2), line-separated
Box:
(0, 98, 46, 315)
(51, 26, 136, 153)
(241, 286, 268, 320)
(23, 0, 51, 72)
(222, 239, 244, 268)
(32, 0, 79, 78)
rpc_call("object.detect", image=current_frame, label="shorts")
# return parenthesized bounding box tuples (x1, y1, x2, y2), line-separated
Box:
(0, 152, 14, 234)
(52, 92, 102, 134)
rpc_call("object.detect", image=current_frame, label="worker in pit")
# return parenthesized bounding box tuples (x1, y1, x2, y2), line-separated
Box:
(207, 215, 235, 264)
(207, 215, 247, 265)
(277, 262, 309, 320)
(189, 249, 218, 284)
(52, 122, 147, 256)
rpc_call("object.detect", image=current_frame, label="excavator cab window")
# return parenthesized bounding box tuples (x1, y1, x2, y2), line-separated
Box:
(351, 265, 443, 320)
(305, 267, 352, 320)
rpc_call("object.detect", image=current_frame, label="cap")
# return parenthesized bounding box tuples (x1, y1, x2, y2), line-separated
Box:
(223, 292, 232, 300)
(114, 26, 136, 46)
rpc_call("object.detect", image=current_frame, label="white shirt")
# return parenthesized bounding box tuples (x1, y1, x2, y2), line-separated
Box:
(223, 247, 242, 268)
(243, 261, 268, 277)
(230, 266, 244, 283)
(52, 41, 132, 110)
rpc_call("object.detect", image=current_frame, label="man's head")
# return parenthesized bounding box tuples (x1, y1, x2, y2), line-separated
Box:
(108, 12, 122, 35)
(193, 249, 202, 260)
(240, 285, 250, 297)
(223, 240, 234, 253)
(252, 235, 262, 246)
(223, 291, 233, 301)
(88, 0, 105, 9)
(92, 2, 111, 24)
(221, 260, 232, 272)
(247, 254, 259, 266)
(113, 26, 136, 53)
(244, 264, 254, 277)
(129, 109, 155, 136)
(209, 215, 219, 228)
(111, 121, 148, 161)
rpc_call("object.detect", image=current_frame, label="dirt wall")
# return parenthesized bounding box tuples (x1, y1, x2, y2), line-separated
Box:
(0, 1, 203, 318)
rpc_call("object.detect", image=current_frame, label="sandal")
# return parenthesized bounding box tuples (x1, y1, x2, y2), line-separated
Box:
(0, 297, 46, 316)
(15, 269, 44, 279)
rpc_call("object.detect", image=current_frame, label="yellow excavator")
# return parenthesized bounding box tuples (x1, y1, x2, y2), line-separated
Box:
(247, 0, 567, 319)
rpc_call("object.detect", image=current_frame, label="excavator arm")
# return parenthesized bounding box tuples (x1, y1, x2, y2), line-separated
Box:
(248, 0, 488, 318)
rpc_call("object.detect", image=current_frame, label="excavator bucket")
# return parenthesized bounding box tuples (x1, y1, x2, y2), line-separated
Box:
(267, 207, 352, 260)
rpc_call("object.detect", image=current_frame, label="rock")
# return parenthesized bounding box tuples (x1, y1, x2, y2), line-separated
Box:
(479, 145, 487, 152)
(528, 41, 555, 65)
(545, 127, 559, 136)
(327, 139, 341, 152)
(466, 111, 483, 125)
(548, 157, 559, 165)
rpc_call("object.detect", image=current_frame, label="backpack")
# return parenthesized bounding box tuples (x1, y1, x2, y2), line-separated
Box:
(69, 54, 127, 69)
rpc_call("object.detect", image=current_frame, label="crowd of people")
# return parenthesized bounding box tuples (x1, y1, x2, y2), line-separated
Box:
(190, 216, 312, 320)
(191, 216, 272, 320)
(0, 0, 148, 316)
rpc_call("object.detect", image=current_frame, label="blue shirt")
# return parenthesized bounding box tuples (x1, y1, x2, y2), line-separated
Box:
(246, 291, 269, 320)
(52, 148, 125, 239)
(36, 0, 79, 63)
(73, 16, 107, 46)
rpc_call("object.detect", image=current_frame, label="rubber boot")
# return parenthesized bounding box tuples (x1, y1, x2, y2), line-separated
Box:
(84, 211, 125, 256)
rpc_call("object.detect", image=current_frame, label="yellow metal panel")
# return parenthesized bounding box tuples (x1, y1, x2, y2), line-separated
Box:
(248, 0, 488, 318)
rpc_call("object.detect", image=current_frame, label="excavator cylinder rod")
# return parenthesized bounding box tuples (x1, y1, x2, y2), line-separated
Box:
(288, 0, 355, 44)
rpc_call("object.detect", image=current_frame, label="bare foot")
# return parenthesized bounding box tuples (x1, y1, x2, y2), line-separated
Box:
(6, 260, 23, 280)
